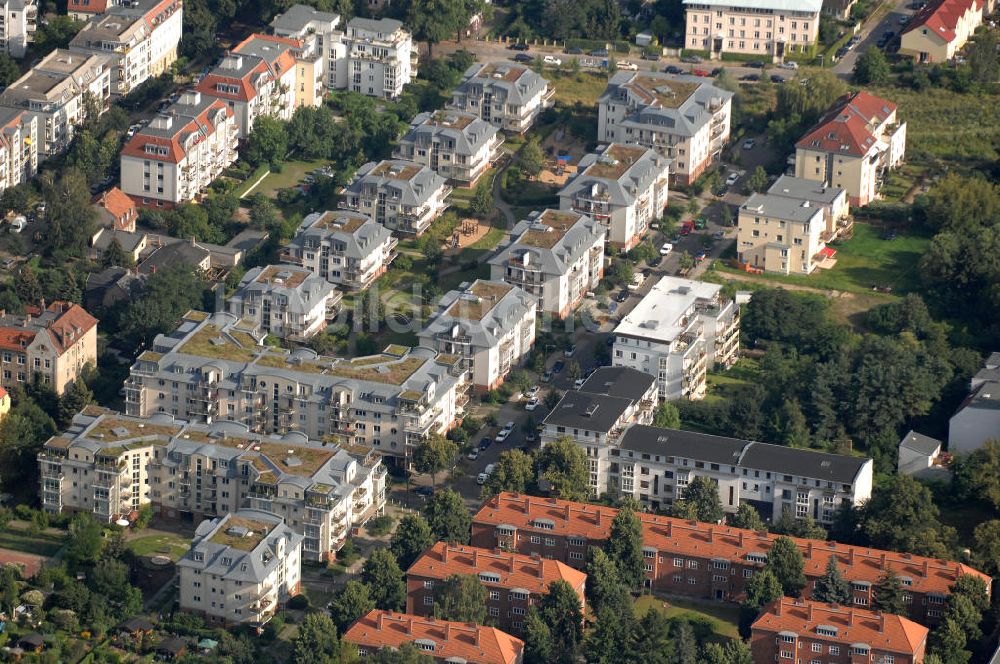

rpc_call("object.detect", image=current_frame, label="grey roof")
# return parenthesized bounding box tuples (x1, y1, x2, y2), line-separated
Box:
(578, 367, 656, 402)
(899, 430, 942, 456)
(397, 110, 499, 159)
(964, 380, 1000, 411)
(739, 441, 870, 484)
(418, 280, 535, 350)
(742, 193, 826, 223)
(133, 89, 227, 144)
(544, 391, 635, 434)
(341, 160, 447, 208)
(560, 144, 671, 208)
(288, 210, 393, 260)
(682, 0, 822, 12)
(0, 50, 109, 109)
(600, 72, 732, 138)
(455, 62, 550, 107)
(270, 4, 339, 32)
(767, 175, 846, 205)
(94, 229, 145, 253)
(138, 241, 210, 275)
(230, 265, 337, 318)
(488, 210, 606, 277)
(347, 16, 404, 35)
(620, 425, 746, 465)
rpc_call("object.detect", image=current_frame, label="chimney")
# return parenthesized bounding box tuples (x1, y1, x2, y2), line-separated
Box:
(848, 548, 855, 566)
(775, 599, 782, 616)
(406, 617, 414, 634)
(880, 553, 887, 567)
(806, 542, 813, 559)
(596, 510, 602, 527)
(848, 610, 855, 627)
(524, 495, 530, 514)
(472, 548, 478, 567)
(707, 527, 714, 543)
(807, 602, 813, 621)
(922, 559, 929, 577)
(377, 613, 384, 630)
(738, 531, 744, 547)
(665, 521, 672, 537)
(442, 545, 449, 563)
(474, 624, 481, 647)
(565, 503, 571, 521)
(878, 612, 885, 633)
(445, 622, 452, 641)
(509, 554, 515, 573)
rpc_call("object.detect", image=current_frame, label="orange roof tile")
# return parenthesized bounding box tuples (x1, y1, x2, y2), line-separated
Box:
(902, 0, 979, 41)
(474, 493, 991, 599)
(95, 187, 135, 223)
(121, 98, 233, 164)
(796, 91, 897, 157)
(43, 302, 98, 355)
(753, 597, 929, 655)
(407, 542, 587, 597)
(68, 0, 108, 13)
(344, 610, 524, 664)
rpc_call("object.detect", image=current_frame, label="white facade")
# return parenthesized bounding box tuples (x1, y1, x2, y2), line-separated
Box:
(393, 110, 503, 185)
(339, 17, 414, 100)
(178, 510, 302, 626)
(270, 4, 342, 91)
(0, 108, 37, 193)
(0, 0, 37, 58)
(559, 143, 670, 251)
(682, 0, 822, 59)
(339, 159, 451, 236)
(450, 62, 553, 133)
(613, 276, 739, 401)
(120, 90, 238, 206)
(488, 210, 606, 319)
(226, 265, 340, 341)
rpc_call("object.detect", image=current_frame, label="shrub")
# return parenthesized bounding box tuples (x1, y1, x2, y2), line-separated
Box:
(366, 515, 395, 537)
(287, 594, 309, 610)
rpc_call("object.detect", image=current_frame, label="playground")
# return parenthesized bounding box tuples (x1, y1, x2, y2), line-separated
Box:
(447, 218, 494, 251)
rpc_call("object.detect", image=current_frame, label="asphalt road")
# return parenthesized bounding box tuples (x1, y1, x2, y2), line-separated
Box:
(832, 0, 916, 74)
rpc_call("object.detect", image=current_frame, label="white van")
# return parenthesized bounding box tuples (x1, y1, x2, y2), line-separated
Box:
(485, 463, 496, 476)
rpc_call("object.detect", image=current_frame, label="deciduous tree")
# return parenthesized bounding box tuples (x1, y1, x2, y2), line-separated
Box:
(423, 488, 471, 544)
(482, 449, 536, 497)
(537, 437, 590, 501)
(389, 514, 435, 570)
(433, 574, 488, 623)
(413, 434, 458, 486)
(853, 47, 890, 85)
(730, 503, 766, 531)
(653, 401, 680, 429)
(671, 476, 724, 523)
(328, 580, 375, 632)
(291, 612, 342, 664)
(766, 536, 806, 597)
(360, 549, 406, 611)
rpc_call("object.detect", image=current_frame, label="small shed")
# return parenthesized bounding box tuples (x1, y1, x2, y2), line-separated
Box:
(155, 637, 188, 661)
(635, 31, 654, 47)
(197, 638, 219, 653)
(17, 633, 44, 653)
(119, 616, 156, 636)
(898, 430, 949, 479)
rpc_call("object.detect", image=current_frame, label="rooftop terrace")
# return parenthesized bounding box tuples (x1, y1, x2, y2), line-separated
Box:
(209, 516, 272, 551)
(370, 161, 422, 181)
(626, 77, 700, 109)
(254, 266, 310, 289)
(518, 210, 584, 249)
(583, 145, 650, 180)
(444, 281, 514, 321)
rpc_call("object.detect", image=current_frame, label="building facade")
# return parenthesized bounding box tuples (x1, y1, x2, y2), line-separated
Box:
(226, 265, 340, 341)
(419, 280, 537, 391)
(597, 72, 732, 184)
(0, 49, 112, 158)
(900, 0, 983, 63)
(767, 175, 851, 244)
(0, 301, 97, 394)
(0, 107, 38, 192)
(794, 91, 906, 207)
(751, 598, 929, 664)
(682, 0, 822, 59)
(471, 492, 991, 625)
(280, 210, 397, 290)
(949, 352, 1000, 454)
(123, 311, 468, 463)
(405, 542, 586, 635)
(737, 193, 827, 275)
(178, 510, 303, 626)
(488, 210, 606, 319)
(450, 62, 553, 134)
(269, 4, 341, 92)
(612, 276, 739, 401)
(394, 110, 503, 185)
(120, 90, 238, 207)
(559, 143, 671, 251)
(339, 159, 451, 236)
(0, 0, 36, 58)
(39, 407, 387, 560)
(339, 17, 414, 99)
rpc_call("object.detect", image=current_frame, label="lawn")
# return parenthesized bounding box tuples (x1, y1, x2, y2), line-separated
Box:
(439, 262, 491, 292)
(716, 222, 931, 295)
(255, 158, 329, 198)
(548, 70, 612, 106)
(0, 528, 63, 557)
(634, 594, 741, 641)
(705, 358, 761, 404)
(127, 534, 191, 561)
(468, 226, 505, 251)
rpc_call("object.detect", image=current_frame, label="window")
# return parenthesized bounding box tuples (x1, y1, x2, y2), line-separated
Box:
(423, 596, 433, 606)
(811, 643, 821, 653)
(488, 607, 500, 617)
(489, 590, 500, 600)
(829, 646, 840, 655)
(510, 590, 529, 601)
(512, 607, 526, 616)
(673, 558, 684, 567)
(644, 563, 654, 572)
(530, 535, 541, 544)
(423, 580, 434, 589)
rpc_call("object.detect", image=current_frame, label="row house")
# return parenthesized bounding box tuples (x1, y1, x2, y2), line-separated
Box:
(558, 143, 671, 251)
(339, 159, 451, 236)
(597, 72, 732, 184)
(0, 49, 112, 158)
(120, 90, 238, 207)
(0, 107, 37, 193)
(280, 209, 397, 291)
(794, 91, 906, 207)
(471, 492, 991, 625)
(394, 110, 503, 186)
(69, 0, 183, 96)
(450, 62, 553, 134)
(488, 209, 606, 319)
(752, 598, 929, 664)
(38, 407, 386, 560)
(612, 276, 739, 401)
(122, 310, 468, 464)
(682, 0, 822, 60)
(226, 265, 341, 341)
(418, 280, 536, 392)
(540, 367, 659, 495)
(900, 0, 984, 63)
(610, 424, 873, 522)
(405, 542, 586, 635)
(178, 510, 302, 627)
(344, 610, 524, 664)
(0, 0, 36, 58)
(0, 300, 97, 394)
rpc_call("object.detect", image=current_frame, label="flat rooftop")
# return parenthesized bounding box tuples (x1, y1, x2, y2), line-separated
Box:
(477, 63, 529, 83)
(582, 144, 650, 180)
(370, 161, 422, 181)
(615, 276, 723, 343)
(426, 110, 476, 130)
(254, 265, 310, 289)
(444, 281, 514, 321)
(626, 76, 700, 109)
(209, 515, 272, 551)
(311, 211, 368, 233)
(518, 210, 585, 249)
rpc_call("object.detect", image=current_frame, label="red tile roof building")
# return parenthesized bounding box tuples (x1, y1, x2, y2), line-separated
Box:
(344, 610, 524, 664)
(794, 91, 906, 206)
(471, 493, 990, 625)
(751, 597, 929, 664)
(0, 301, 98, 395)
(405, 542, 586, 635)
(93, 187, 138, 232)
(900, 0, 984, 62)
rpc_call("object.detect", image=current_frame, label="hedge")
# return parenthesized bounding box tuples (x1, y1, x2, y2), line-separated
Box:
(565, 38, 631, 54)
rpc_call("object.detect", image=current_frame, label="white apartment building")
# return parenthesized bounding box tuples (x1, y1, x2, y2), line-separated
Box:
(682, 0, 822, 60)
(39, 407, 388, 560)
(0, 0, 37, 58)
(120, 90, 237, 207)
(418, 280, 537, 391)
(122, 311, 469, 464)
(394, 110, 503, 185)
(737, 193, 827, 275)
(0, 107, 38, 193)
(281, 210, 397, 290)
(598, 72, 732, 185)
(339, 17, 414, 100)
(613, 276, 739, 401)
(339, 159, 451, 236)
(178, 510, 302, 626)
(559, 143, 671, 251)
(226, 265, 341, 341)
(0, 49, 112, 158)
(450, 62, 553, 133)
(270, 4, 342, 92)
(488, 209, 606, 319)
(69, 0, 182, 96)
(612, 424, 874, 523)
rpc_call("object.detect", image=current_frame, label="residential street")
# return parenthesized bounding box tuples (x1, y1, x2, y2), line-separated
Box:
(833, 0, 917, 74)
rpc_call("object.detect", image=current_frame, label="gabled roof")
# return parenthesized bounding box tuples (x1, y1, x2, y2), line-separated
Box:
(488, 209, 605, 277)
(94, 187, 136, 227)
(456, 62, 550, 106)
(795, 91, 897, 158)
(121, 91, 233, 164)
(902, 0, 979, 42)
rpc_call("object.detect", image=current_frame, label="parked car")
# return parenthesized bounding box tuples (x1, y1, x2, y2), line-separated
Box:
(779, 61, 799, 69)
(710, 67, 723, 76)
(553, 360, 565, 373)
(680, 55, 702, 63)
(660, 242, 674, 255)
(616, 60, 638, 71)
(495, 428, 511, 443)
(695, 252, 707, 262)
(564, 344, 577, 357)
(480, 437, 491, 450)
(542, 369, 553, 382)
(543, 55, 562, 66)
(694, 217, 708, 230)
(589, 48, 609, 57)
(641, 51, 660, 60)
(513, 53, 533, 63)
(525, 397, 540, 411)
(467, 449, 479, 461)
(508, 42, 529, 50)
(413, 485, 434, 496)
(742, 138, 756, 149)
(648, 254, 662, 267)
(899, 15, 910, 24)
(692, 68, 710, 77)
(564, 46, 584, 54)
(739, 73, 760, 82)
(745, 60, 765, 68)
(770, 74, 784, 83)
(713, 230, 726, 240)
(476, 473, 488, 485)
(616, 289, 629, 303)
(726, 172, 740, 186)
(525, 385, 540, 399)
(664, 65, 684, 74)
